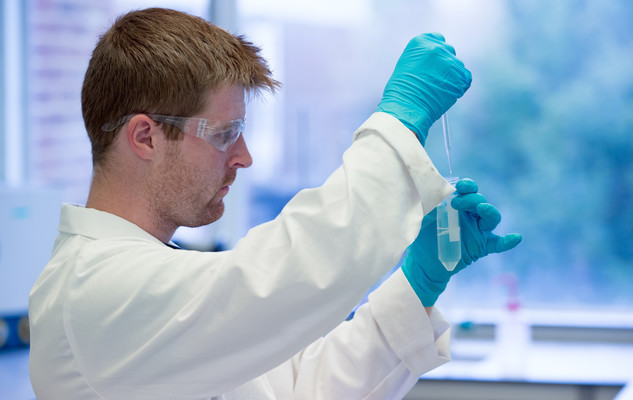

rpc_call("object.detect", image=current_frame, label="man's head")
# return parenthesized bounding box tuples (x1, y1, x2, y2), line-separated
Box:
(82, 7, 279, 167)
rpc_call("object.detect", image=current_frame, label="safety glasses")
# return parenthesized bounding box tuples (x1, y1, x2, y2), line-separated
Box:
(101, 114, 246, 152)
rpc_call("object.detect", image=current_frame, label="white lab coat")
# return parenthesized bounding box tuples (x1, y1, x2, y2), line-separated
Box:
(29, 113, 454, 399)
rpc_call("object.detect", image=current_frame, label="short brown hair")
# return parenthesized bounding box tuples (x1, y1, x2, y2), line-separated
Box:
(81, 8, 280, 166)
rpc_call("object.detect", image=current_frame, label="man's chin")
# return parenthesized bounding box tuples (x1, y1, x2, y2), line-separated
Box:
(175, 204, 223, 229)
(203, 202, 225, 225)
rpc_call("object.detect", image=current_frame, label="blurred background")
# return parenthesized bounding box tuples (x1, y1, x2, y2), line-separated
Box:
(0, 0, 632, 399)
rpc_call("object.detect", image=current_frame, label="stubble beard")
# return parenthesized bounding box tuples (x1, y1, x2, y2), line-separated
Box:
(148, 145, 228, 234)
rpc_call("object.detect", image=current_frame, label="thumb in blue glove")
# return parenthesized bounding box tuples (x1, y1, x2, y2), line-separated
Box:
(402, 179, 522, 307)
(377, 33, 472, 145)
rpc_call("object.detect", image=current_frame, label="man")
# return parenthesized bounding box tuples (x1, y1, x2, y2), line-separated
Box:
(29, 7, 520, 400)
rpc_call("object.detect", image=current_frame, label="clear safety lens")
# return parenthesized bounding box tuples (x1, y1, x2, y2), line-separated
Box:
(102, 114, 246, 152)
(201, 119, 246, 151)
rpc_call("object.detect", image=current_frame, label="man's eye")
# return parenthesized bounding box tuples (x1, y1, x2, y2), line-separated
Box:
(217, 129, 234, 143)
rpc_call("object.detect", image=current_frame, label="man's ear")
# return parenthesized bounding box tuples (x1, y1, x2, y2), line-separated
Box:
(126, 115, 157, 160)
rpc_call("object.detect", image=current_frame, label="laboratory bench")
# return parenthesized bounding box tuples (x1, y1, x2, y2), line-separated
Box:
(2, 322, 633, 400)
(404, 338, 632, 400)
(403, 314, 633, 400)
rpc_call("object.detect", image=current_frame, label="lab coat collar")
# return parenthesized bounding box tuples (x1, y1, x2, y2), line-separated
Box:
(58, 203, 166, 246)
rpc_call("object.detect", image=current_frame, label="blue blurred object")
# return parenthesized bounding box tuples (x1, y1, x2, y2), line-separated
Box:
(0, 314, 29, 350)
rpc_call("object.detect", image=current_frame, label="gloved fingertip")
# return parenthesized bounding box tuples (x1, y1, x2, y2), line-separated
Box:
(424, 32, 446, 42)
(504, 233, 523, 250)
(444, 43, 457, 56)
(476, 203, 501, 231)
(455, 178, 478, 194)
(463, 69, 473, 87)
(451, 192, 486, 211)
(490, 233, 522, 253)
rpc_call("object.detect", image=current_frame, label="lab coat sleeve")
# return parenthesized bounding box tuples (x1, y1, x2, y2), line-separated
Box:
(61, 113, 454, 398)
(266, 269, 451, 400)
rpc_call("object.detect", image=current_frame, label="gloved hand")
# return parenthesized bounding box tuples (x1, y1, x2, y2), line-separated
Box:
(402, 179, 522, 306)
(377, 33, 472, 145)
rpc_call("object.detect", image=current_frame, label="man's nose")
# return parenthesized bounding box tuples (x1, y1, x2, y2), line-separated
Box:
(228, 134, 253, 169)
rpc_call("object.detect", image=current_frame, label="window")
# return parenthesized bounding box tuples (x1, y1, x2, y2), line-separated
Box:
(21, 0, 212, 204)
(237, 0, 633, 319)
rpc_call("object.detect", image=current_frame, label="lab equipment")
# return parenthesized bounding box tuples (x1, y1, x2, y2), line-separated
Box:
(376, 33, 472, 145)
(441, 114, 454, 176)
(402, 178, 521, 307)
(436, 177, 461, 271)
(437, 113, 461, 271)
(491, 273, 531, 378)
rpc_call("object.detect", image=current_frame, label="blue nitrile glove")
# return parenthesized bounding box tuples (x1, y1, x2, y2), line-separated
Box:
(377, 33, 472, 145)
(402, 179, 522, 306)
